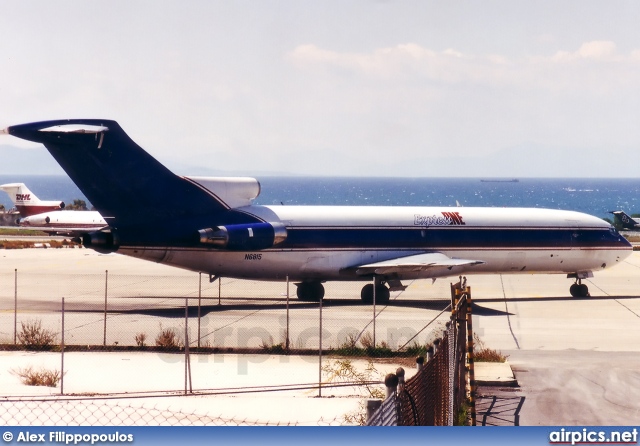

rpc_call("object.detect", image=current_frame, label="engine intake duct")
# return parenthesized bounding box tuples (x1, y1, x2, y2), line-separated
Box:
(82, 229, 120, 253)
(198, 222, 287, 250)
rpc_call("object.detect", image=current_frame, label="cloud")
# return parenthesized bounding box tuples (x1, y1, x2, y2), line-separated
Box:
(552, 40, 618, 61)
(288, 40, 640, 92)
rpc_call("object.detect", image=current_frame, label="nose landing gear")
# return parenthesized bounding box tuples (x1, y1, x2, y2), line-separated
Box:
(569, 279, 590, 298)
(568, 272, 592, 298)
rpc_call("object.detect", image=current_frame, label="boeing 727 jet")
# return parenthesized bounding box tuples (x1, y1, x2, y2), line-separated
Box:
(1, 120, 632, 299)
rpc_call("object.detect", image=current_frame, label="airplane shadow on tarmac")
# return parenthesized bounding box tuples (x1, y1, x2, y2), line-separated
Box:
(55, 294, 638, 318)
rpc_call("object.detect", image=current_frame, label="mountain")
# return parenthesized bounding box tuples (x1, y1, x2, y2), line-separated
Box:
(0, 145, 66, 175)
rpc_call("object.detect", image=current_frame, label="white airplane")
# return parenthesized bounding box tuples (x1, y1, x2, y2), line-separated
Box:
(1, 119, 633, 299)
(0, 182, 107, 236)
(17, 209, 107, 236)
(0, 182, 64, 217)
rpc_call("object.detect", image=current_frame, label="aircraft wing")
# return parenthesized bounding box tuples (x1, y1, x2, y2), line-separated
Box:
(354, 252, 485, 276)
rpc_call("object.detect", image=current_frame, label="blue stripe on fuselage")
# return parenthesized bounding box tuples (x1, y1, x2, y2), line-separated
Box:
(277, 226, 628, 250)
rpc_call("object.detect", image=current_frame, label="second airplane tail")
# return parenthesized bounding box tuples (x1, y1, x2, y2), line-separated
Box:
(0, 182, 64, 217)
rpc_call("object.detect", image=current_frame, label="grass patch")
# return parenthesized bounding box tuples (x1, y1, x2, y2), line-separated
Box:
(155, 326, 182, 349)
(331, 332, 395, 357)
(403, 341, 430, 357)
(134, 332, 147, 348)
(0, 239, 79, 249)
(11, 366, 63, 387)
(17, 320, 57, 351)
(473, 333, 508, 363)
(0, 228, 49, 236)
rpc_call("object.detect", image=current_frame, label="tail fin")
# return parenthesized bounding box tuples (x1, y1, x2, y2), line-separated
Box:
(4, 119, 247, 228)
(610, 210, 640, 230)
(0, 182, 64, 217)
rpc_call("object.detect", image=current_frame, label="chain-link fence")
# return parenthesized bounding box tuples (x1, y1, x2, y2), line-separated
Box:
(0, 396, 345, 426)
(1, 266, 464, 426)
(0, 269, 452, 353)
(367, 280, 474, 426)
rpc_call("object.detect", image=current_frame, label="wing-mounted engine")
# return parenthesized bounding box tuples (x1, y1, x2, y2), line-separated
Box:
(198, 222, 287, 250)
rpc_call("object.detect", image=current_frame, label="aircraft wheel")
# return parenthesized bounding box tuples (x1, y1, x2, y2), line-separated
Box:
(360, 284, 390, 305)
(570, 283, 589, 298)
(296, 282, 324, 301)
(569, 283, 580, 297)
(376, 285, 390, 305)
(578, 284, 589, 297)
(361, 284, 374, 304)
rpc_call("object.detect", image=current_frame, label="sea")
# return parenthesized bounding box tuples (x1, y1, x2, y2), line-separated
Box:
(1, 175, 640, 221)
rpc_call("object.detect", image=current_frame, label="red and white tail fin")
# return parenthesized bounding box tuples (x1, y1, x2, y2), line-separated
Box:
(0, 183, 64, 217)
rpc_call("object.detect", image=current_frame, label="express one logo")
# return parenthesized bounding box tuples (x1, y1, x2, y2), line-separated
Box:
(414, 211, 466, 226)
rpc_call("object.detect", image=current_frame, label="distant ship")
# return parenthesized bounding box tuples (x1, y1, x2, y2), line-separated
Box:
(480, 179, 519, 183)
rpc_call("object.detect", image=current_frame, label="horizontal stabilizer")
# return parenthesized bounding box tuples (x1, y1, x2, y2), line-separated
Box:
(355, 252, 485, 276)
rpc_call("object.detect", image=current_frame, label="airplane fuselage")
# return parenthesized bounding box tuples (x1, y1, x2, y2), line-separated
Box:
(120, 205, 631, 282)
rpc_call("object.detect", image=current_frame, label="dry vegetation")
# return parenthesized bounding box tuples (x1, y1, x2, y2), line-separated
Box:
(472, 333, 508, 363)
(0, 239, 79, 249)
(11, 366, 63, 387)
(17, 320, 57, 350)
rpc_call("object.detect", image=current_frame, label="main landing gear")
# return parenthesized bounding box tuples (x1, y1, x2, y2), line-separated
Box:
(296, 281, 325, 302)
(360, 278, 390, 305)
(569, 279, 590, 298)
(295, 279, 392, 304)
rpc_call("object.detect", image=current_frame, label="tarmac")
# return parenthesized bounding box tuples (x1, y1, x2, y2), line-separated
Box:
(1, 246, 640, 425)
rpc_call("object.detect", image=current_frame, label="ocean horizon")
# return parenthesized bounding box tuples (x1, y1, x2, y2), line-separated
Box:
(1, 174, 640, 221)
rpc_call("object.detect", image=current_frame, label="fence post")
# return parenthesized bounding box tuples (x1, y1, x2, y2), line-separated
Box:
(61, 297, 65, 396)
(384, 373, 398, 399)
(427, 345, 434, 362)
(466, 288, 476, 426)
(396, 367, 405, 392)
(185, 297, 192, 394)
(318, 294, 323, 397)
(103, 270, 108, 346)
(447, 322, 454, 426)
(285, 275, 290, 351)
(416, 356, 424, 371)
(373, 277, 376, 348)
(14, 269, 17, 344)
(197, 273, 202, 348)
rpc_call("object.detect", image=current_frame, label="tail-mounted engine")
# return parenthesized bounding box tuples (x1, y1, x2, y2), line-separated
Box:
(198, 222, 287, 250)
(81, 229, 120, 253)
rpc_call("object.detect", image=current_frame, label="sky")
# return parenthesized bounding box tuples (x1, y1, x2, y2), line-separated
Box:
(1, 0, 640, 177)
